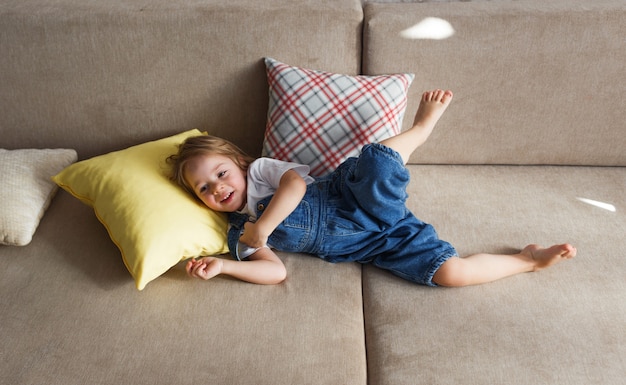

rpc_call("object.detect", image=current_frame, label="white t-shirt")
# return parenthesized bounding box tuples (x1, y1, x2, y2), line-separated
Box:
(240, 157, 315, 220)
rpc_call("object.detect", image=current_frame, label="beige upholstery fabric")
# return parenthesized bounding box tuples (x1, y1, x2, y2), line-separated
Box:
(0, 191, 367, 385)
(1, 0, 624, 384)
(0, 0, 362, 159)
(0, 148, 77, 246)
(0, 1, 366, 383)
(363, 0, 626, 166)
(364, 165, 626, 385)
(363, 6, 625, 382)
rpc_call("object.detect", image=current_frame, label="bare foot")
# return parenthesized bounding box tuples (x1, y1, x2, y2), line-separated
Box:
(412, 89, 453, 129)
(522, 244, 577, 272)
(379, 89, 453, 164)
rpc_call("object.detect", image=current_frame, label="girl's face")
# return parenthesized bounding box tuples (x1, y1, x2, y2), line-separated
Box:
(183, 154, 247, 212)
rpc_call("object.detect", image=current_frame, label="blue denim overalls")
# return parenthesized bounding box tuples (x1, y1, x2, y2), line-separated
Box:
(228, 143, 457, 286)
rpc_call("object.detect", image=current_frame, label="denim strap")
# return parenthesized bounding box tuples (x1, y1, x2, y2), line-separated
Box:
(227, 212, 249, 261)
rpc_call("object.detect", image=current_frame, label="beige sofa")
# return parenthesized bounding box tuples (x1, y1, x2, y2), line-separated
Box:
(1, 1, 624, 384)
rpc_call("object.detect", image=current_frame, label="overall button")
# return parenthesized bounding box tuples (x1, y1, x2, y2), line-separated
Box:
(257, 203, 265, 211)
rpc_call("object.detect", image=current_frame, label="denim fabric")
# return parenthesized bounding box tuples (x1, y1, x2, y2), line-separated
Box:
(229, 143, 458, 286)
(227, 211, 259, 260)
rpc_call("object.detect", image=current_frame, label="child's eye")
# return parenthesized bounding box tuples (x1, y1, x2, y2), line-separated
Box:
(218, 170, 227, 178)
(199, 185, 208, 194)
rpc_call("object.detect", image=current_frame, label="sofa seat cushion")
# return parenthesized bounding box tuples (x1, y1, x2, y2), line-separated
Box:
(0, 191, 367, 384)
(363, 165, 626, 385)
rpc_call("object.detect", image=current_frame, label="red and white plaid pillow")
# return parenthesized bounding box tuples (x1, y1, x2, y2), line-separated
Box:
(262, 58, 414, 177)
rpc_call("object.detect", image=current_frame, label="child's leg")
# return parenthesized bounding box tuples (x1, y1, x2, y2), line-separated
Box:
(380, 89, 453, 165)
(432, 244, 576, 287)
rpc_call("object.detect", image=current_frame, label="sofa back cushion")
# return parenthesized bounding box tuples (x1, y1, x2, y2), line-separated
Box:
(0, 0, 363, 160)
(363, 1, 626, 166)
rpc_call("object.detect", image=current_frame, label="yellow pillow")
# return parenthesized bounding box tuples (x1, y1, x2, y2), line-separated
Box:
(53, 129, 228, 290)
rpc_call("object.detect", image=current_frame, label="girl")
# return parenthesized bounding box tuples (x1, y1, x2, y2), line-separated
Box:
(169, 89, 576, 286)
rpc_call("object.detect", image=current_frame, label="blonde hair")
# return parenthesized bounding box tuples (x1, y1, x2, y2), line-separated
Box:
(167, 135, 255, 196)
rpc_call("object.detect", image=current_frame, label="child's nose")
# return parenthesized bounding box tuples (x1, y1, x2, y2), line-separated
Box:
(212, 184, 223, 195)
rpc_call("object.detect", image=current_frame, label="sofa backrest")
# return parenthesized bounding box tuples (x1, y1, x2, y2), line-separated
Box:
(363, 0, 626, 166)
(0, 0, 363, 159)
(2, 0, 624, 167)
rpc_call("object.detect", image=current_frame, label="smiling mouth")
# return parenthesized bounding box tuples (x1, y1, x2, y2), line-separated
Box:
(220, 192, 234, 203)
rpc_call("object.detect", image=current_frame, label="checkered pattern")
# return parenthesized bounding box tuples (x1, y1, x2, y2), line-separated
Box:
(262, 58, 414, 177)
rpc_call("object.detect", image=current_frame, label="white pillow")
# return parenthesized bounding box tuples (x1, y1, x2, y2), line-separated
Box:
(1, 148, 77, 246)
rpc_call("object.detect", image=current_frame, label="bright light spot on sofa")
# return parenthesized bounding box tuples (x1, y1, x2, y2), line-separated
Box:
(576, 197, 616, 212)
(399, 17, 455, 40)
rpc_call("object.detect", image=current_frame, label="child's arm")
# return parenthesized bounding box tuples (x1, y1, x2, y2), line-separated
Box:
(186, 247, 286, 285)
(239, 169, 307, 248)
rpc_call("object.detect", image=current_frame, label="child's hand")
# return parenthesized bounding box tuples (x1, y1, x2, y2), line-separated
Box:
(240, 221, 269, 249)
(186, 257, 223, 280)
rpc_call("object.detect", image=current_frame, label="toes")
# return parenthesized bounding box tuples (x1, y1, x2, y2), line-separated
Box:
(422, 89, 454, 104)
(562, 244, 577, 258)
